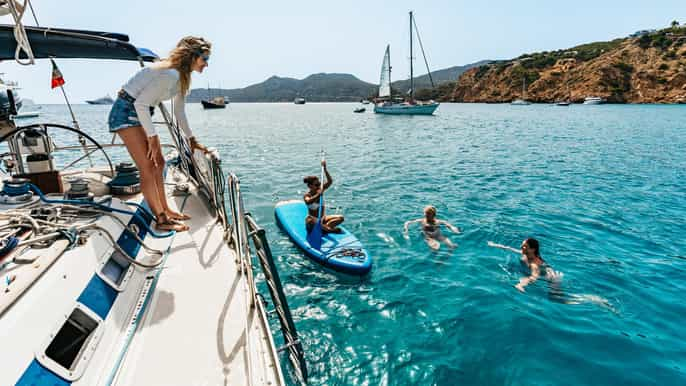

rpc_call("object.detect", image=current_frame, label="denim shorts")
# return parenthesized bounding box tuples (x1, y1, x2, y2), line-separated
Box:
(107, 96, 154, 132)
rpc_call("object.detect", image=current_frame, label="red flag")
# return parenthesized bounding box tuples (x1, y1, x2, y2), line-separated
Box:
(50, 59, 65, 89)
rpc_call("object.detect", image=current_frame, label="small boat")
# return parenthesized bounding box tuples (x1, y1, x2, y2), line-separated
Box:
(85, 94, 114, 105)
(275, 200, 372, 276)
(374, 12, 440, 115)
(201, 84, 226, 109)
(12, 111, 40, 119)
(511, 78, 531, 105)
(200, 96, 226, 109)
(555, 101, 571, 106)
(583, 96, 604, 105)
(294, 97, 306, 105)
(354, 107, 366, 113)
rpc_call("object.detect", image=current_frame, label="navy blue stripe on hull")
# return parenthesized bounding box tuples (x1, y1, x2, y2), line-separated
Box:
(16, 204, 151, 385)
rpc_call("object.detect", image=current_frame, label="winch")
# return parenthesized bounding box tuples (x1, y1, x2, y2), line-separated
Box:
(108, 162, 141, 195)
(64, 178, 94, 201)
(0, 178, 33, 204)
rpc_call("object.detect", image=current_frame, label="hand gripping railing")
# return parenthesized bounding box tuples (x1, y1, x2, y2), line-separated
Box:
(245, 213, 309, 384)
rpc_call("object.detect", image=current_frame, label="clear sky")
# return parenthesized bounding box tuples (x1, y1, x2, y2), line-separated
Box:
(1, 0, 683, 103)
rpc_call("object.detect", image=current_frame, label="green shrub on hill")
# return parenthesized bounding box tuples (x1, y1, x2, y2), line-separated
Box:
(613, 62, 634, 73)
(475, 65, 490, 79)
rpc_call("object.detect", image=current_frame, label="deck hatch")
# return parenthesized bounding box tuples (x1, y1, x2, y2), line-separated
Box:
(97, 249, 133, 291)
(36, 302, 104, 381)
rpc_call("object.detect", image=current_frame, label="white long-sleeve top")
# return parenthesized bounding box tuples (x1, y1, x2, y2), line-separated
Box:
(121, 66, 193, 138)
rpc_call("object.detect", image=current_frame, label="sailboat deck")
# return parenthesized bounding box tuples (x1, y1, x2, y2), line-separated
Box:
(110, 182, 283, 386)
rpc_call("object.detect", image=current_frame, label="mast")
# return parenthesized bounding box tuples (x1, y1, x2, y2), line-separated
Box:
(409, 11, 414, 100)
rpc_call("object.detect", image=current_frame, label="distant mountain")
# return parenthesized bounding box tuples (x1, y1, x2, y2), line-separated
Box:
(188, 73, 376, 103)
(390, 60, 491, 93)
(188, 61, 491, 103)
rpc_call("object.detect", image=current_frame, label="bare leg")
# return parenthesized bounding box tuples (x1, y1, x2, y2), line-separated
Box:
(151, 149, 190, 220)
(424, 236, 440, 250)
(118, 126, 164, 217)
(323, 215, 344, 233)
(437, 234, 457, 249)
(117, 126, 187, 232)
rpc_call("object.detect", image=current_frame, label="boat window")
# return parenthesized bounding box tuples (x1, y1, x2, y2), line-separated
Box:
(37, 303, 103, 381)
(97, 249, 133, 291)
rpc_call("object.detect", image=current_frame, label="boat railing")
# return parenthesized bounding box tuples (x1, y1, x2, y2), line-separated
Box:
(244, 213, 308, 384)
(222, 170, 308, 384)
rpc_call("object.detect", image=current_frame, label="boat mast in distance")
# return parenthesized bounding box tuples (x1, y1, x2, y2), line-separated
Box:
(374, 11, 439, 115)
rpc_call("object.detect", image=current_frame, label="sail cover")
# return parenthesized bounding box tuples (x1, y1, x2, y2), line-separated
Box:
(0, 24, 157, 62)
(378, 45, 391, 98)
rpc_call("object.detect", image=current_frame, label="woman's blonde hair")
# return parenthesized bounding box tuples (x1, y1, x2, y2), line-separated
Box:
(159, 36, 211, 95)
(424, 205, 437, 217)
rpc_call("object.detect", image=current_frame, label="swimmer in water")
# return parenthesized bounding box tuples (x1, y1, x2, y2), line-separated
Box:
(488, 238, 561, 292)
(403, 205, 461, 250)
(488, 239, 615, 311)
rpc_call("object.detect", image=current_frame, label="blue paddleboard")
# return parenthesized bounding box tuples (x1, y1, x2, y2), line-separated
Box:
(274, 200, 372, 276)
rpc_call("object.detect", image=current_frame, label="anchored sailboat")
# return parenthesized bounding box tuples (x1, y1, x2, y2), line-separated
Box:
(374, 11, 440, 115)
(511, 77, 531, 105)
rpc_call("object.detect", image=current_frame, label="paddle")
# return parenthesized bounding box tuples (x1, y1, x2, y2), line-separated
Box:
(307, 150, 325, 250)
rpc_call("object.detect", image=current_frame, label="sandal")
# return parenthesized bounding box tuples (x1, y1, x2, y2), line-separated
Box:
(166, 211, 192, 221)
(155, 213, 190, 232)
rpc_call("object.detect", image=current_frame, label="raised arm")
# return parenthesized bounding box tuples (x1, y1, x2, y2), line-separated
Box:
(487, 241, 520, 254)
(515, 263, 540, 292)
(322, 160, 332, 190)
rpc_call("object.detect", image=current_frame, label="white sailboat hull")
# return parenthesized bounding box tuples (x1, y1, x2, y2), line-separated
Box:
(374, 102, 439, 115)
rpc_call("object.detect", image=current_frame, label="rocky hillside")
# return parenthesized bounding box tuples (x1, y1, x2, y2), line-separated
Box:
(441, 25, 686, 103)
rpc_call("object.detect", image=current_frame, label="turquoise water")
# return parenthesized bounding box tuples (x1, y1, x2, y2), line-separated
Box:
(28, 103, 686, 385)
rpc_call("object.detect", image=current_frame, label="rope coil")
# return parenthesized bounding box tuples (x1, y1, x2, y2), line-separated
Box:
(2, 0, 36, 65)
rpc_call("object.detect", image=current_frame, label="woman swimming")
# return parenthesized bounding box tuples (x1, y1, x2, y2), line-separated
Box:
(488, 238, 561, 292)
(488, 238, 614, 310)
(403, 205, 461, 250)
(303, 160, 344, 233)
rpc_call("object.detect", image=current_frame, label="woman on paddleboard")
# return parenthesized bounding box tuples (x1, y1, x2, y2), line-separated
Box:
(303, 160, 344, 233)
(404, 205, 461, 250)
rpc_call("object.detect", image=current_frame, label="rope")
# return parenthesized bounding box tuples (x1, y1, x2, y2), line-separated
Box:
(3, 0, 35, 65)
(27, 183, 174, 239)
(55, 226, 78, 249)
(326, 247, 366, 261)
(0, 235, 19, 258)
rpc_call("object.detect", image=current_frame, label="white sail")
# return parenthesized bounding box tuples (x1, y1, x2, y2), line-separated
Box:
(378, 45, 391, 98)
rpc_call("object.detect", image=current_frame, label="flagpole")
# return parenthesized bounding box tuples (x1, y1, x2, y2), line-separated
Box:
(58, 84, 79, 131)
